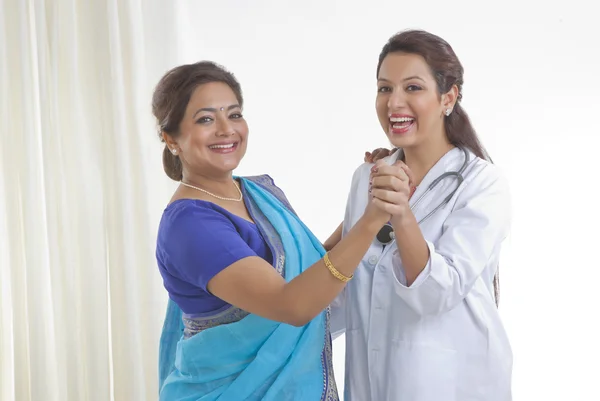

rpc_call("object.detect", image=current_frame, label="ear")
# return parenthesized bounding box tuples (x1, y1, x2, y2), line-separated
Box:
(441, 84, 459, 111)
(162, 131, 178, 151)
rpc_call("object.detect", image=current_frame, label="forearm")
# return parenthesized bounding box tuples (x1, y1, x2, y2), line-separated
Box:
(392, 214, 430, 286)
(283, 217, 379, 325)
(323, 222, 343, 251)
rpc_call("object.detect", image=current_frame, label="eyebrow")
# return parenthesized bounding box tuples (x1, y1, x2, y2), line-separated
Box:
(378, 76, 426, 83)
(193, 104, 241, 119)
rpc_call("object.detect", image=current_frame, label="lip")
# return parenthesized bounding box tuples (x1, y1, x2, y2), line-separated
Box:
(208, 141, 239, 153)
(389, 113, 415, 119)
(388, 113, 415, 135)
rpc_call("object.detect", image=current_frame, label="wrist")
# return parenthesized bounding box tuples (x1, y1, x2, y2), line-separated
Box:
(357, 216, 384, 236)
(391, 212, 415, 231)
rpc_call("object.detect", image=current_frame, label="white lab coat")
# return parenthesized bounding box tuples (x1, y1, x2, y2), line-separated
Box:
(331, 147, 512, 401)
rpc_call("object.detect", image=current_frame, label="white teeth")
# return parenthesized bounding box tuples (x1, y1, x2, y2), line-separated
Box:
(390, 117, 414, 123)
(209, 143, 235, 149)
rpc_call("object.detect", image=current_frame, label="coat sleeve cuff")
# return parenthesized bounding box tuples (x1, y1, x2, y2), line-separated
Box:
(391, 240, 435, 289)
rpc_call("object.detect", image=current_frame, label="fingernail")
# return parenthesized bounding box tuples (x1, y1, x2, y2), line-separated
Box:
(371, 166, 378, 173)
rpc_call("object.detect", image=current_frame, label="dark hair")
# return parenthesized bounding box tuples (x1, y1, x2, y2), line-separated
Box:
(377, 29, 491, 162)
(377, 30, 500, 305)
(152, 61, 243, 181)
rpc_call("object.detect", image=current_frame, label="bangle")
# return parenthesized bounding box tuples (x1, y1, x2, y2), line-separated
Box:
(323, 252, 353, 283)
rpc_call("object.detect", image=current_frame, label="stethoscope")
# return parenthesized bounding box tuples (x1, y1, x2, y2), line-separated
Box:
(376, 147, 470, 245)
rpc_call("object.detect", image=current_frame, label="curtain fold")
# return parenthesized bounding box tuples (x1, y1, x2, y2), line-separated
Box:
(0, 1, 180, 399)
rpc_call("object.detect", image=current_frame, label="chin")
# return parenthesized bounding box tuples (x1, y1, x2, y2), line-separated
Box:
(388, 134, 416, 150)
(219, 160, 241, 173)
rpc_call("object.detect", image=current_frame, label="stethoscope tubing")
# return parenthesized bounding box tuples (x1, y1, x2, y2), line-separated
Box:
(376, 147, 470, 245)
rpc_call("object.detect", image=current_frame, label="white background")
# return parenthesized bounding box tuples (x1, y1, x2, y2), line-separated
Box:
(171, 1, 600, 399)
(2, 0, 598, 399)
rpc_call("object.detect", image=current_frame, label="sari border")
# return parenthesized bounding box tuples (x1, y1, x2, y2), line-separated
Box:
(242, 175, 339, 401)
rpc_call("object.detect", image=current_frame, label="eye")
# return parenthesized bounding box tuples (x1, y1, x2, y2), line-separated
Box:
(229, 113, 243, 119)
(378, 86, 392, 93)
(406, 84, 422, 92)
(196, 116, 213, 124)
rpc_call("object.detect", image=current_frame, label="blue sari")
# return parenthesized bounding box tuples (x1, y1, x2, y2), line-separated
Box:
(158, 175, 339, 400)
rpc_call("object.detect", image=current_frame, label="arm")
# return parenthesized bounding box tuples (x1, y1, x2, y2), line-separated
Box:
(209, 215, 380, 327)
(390, 166, 511, 316)
(167, 182, 391, 328)
(321, 149, 393, 251)
(390, 214, 429, 286)
(323, 222, 343, 251)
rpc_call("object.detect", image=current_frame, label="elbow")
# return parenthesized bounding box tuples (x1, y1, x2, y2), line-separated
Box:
(284, 306, 315, 327)
(278, 302, 317, 327)
(287, 317, 311, 327)
(397, 286, 469, 317)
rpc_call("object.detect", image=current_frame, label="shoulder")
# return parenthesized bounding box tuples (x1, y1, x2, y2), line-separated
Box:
(243, 174, 277, 188)
(454, 155, 511, 218)
(163, 199, 232, 223)
(242, 174, 297, 215)
(159, 200, 236, 241)
(463, 155, 510, 196)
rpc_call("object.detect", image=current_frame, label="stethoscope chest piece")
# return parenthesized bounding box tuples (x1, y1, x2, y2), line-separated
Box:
(376, 223, 395, 245)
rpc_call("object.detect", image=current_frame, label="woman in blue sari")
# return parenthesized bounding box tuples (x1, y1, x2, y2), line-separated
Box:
(153, 61, 399, 400)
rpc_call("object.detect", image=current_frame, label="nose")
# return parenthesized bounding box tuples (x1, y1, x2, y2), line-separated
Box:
(387, 87, 406, 111)
(216, 115, 235, 137)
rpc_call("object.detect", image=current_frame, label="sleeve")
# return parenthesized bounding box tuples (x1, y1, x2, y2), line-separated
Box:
(329, 290, 347, 340)
(163, 204, 258, 291)
(390, 165, 511, 316)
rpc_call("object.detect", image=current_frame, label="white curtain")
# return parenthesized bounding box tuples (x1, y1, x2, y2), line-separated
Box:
(0, 1, 181, 399)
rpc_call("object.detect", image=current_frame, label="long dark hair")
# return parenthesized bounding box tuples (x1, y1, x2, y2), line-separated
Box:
(377, 30, 500, 305)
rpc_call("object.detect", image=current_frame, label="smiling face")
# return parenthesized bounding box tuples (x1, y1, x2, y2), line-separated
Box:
(376, 52, 455, 150)
(164, 81, 248, 178)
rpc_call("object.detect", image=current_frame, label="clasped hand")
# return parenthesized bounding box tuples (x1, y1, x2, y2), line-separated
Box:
(365, 159, 416, 226)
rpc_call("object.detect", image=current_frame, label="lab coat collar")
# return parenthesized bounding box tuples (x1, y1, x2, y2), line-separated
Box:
(387, 146, 468, 216)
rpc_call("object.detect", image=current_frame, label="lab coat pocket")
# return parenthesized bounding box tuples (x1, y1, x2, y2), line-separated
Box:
(387, 340, 458, 401)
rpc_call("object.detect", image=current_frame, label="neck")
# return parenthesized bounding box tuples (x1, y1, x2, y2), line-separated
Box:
(403, 139, 454, 186)
(181, 170, 238, 197)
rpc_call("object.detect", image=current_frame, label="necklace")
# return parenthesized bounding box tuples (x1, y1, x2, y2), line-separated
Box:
(180, 180, 243, 202)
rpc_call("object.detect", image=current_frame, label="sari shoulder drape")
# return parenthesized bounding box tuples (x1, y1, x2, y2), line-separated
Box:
(158, 175, 339, 401)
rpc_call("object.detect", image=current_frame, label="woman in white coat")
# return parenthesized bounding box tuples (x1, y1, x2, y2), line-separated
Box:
(327, 30, 513, 401)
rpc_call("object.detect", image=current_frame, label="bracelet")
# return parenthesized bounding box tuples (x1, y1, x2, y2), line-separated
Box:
(323, 252, 353, 283)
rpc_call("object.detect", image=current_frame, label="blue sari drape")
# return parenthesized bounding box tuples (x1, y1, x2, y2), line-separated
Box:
(158, 176, 338, 400)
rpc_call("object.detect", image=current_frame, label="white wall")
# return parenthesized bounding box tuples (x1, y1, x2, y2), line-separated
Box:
(169, 1, 600, 399)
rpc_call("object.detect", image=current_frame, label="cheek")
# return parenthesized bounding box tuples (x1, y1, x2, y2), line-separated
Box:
(375, 97, 388, 119)
(240, 122, 250, 138)
(413, 97, 441, 120)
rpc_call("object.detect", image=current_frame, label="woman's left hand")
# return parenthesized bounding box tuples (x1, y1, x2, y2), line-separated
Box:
(369, 159, 415, 225)
(364, 147, 396, 163)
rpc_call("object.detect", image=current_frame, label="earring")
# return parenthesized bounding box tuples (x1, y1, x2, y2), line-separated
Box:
(445, 108, 452, 116)
(171, 148, 178, 155)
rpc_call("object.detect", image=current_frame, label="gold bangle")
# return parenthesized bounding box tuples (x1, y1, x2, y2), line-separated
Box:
(323, 252, 353, 283)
